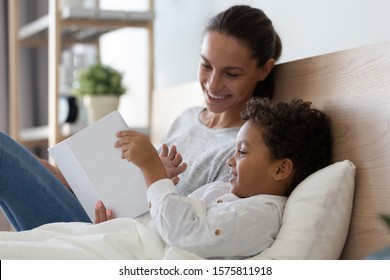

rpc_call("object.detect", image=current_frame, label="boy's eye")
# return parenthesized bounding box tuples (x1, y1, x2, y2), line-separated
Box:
(238, 150, 247, 156)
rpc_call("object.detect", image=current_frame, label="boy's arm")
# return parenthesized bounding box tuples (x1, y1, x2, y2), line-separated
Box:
(148, 181, 283, 258)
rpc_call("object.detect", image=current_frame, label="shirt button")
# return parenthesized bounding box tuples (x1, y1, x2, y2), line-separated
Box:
(216, 199, 223, 203)
(148, 202, 152, 208)
(214, 228, 221, 236)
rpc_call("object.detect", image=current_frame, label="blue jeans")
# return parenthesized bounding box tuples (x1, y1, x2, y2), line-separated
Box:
(0, 131, 91, 231)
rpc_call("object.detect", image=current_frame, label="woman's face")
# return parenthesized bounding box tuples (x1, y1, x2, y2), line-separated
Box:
(198, 31, 264, 114)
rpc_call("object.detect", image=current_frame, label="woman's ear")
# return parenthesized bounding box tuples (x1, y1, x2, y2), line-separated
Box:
(259, 58, 275, 81)
(274, 159, 293, 181)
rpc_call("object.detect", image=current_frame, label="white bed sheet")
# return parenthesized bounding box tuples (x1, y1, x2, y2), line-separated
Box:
(0, 214, 201, 260)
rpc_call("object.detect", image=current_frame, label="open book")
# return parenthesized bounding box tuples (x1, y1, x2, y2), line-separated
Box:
(48, 111, 149, 221)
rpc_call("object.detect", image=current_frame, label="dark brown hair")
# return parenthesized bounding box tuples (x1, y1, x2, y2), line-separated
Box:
(241, 98, 332, 195)
(205, 5, 282, 99)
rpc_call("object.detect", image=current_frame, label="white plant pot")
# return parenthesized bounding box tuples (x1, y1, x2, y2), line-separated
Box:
(83, 95, 120, 124)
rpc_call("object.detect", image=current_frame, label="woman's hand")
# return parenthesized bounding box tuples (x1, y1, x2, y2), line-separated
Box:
(159, 144, 187, 185)
(94, 200, 115, 224)
(114, 130, 167, 186)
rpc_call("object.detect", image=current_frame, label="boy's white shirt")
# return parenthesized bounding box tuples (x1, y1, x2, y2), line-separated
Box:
(147, 179, 286, 259)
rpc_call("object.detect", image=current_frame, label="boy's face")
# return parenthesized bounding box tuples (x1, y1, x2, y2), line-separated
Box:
(228, 120, 282, 198)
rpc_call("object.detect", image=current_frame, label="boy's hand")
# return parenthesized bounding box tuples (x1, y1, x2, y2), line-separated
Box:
(159, 144, 187, 185)
(115, 130, 158, 168)
(114, 130, 167, 186)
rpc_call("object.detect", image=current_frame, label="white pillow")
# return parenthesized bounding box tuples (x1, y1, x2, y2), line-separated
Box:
(253, 160, 356, 260)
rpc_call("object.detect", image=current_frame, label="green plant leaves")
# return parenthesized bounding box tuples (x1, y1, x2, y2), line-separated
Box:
(75, 63, 126, 96)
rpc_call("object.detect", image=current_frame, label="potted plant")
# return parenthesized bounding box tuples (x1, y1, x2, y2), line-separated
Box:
(75, 62, 126, 123)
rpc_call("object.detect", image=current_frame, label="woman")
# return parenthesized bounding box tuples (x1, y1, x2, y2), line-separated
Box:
(0, 5, 282, 231)
(156, 5, 282, 196)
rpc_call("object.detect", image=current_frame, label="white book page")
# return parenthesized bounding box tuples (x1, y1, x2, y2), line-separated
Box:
(49, 111, 148, 220)
(48, 140, 100, 220)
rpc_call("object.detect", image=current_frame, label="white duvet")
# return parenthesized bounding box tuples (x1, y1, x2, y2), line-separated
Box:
(0, 215, 202, 260)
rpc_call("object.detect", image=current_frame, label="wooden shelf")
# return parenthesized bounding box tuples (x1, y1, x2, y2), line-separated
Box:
(8, 0, 154, 149)
(19, 8, 154, 45)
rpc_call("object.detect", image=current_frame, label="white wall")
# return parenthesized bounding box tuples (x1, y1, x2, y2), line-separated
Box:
(243, 0, 390, 63)
(99, 0, 150, 128)
(154, 0, 390, 90)
(96, 0, 390, 125)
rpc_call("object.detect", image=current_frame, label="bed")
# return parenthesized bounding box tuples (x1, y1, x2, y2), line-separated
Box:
(0, 41, 389, 260)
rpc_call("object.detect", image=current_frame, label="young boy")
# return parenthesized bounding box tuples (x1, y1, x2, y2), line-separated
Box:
(112, 98, 332, 259)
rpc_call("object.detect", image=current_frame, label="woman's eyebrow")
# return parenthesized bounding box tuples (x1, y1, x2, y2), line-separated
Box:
(200, 54, 209, 63)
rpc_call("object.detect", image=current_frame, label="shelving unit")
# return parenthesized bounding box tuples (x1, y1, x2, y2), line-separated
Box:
(8, 0, 154, 149)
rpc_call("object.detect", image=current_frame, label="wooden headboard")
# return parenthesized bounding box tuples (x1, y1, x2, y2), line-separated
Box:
(273, 41, 390, 259)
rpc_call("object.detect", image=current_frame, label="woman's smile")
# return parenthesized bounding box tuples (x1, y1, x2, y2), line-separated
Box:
(207, 91, 230, 100)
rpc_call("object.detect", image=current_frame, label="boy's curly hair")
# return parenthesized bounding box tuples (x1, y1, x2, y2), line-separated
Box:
(241, 98, 332, 195)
